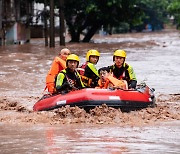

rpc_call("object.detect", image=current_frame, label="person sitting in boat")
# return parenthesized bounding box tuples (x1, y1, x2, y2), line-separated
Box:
(45, 48, 71, 94)
(96, 67, 128, 89)
(79, 49, 100, 88)
(108, 49, 137, 89)
(56, 54, 85, 94)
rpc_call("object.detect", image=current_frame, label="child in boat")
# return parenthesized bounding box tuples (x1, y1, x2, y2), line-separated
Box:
(56, 54, 85, 94)
(96, 67, 128, 89)
(79, 49, 100, 88)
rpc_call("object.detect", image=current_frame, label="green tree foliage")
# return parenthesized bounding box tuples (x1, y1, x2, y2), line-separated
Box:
(32, 0, 172, 42)
(168, 0, 180, 29)
(133, 0, 170, 31)
(63, 0, 144, 42)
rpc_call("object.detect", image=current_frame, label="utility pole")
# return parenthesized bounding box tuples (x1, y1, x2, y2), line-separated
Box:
(44, 0, 48, 46)
(0, 0, 2, 46)
(59, 0, 65, 46)
(49, 0, 55, 47)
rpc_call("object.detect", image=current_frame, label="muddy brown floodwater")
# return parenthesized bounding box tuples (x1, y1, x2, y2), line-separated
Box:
(0, 29, 180, 153)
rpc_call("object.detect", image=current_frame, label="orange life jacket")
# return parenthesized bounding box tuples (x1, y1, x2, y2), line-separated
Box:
(97, 79, 110, 89)
(108, 75, 128, 90)
(45, 57, 66, 94)
(97, 75, 128, 90)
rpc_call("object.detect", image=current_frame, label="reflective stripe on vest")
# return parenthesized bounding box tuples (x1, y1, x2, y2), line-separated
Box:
(81, 75, 92, 87)
(87, 62, 99, 77)
(56, 69, 84, 88)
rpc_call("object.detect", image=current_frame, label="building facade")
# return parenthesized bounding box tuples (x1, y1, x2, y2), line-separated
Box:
(0, 0, 33, 45)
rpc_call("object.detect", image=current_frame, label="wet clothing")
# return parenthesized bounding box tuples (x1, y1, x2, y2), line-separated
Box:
(56, 68, 85, 93)
(46, 57, 66, 94)
(97, 79, 112, 89)
(79, 62, 99, 88)
(97, 75, 128, 89)
(108, 63, 137, 89)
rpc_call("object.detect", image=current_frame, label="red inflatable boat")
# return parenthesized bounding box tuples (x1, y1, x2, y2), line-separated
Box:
(33, 84, 155, 111)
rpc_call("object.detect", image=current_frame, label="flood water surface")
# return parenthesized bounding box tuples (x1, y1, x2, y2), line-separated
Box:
(0, 30, 180, 153)
(1, 122, 180, 153)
